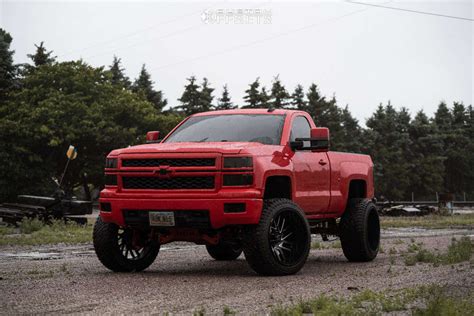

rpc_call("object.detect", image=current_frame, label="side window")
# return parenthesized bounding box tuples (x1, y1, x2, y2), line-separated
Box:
(290, 116, 311, 142)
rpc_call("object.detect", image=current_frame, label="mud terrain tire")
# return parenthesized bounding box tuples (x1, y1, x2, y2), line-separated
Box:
(340, 198, 380, 262)
(243, 198, 311, 276)
(93, 217, 160, 272)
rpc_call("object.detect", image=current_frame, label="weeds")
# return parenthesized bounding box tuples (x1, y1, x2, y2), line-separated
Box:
(0, 218, 92, 246)
(223, 306, 236, 315)
(404, 237, 473, 266)
(19, 217, 44, 234)
(271, 285, 474, 316)
(381, 214, 474, 229)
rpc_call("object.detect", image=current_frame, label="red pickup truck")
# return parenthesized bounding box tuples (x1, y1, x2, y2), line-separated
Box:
(94, 109, 379, 275)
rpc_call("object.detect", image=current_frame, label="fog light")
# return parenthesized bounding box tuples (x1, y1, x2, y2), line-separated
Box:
(224, 203, 246, 213)
(100, 202, 112, 212)
(105, 174, 117, 186)
(223, 174, 253, 186)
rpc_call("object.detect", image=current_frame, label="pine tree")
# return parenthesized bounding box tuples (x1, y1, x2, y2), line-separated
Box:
(132, 64, 167, 112)
(27, 42, 56, 67)
(364, 103, 412, 200)
(177, 76, 201, 115)
(199, 77, 214, 112)
(340, 105, 362, 153)
(408, 110, 444, 199)
(259, 86, 270, 108)
(443, 102, 469, 195)
(291, 84, 306, 110)
(243, 78, 261, 108)
(215, 84, 235, 110)
(0, 28, 17, 100)
(108, 56, 131, 88)
(270, 75, 290, 108)
(306, 84, 327, 124)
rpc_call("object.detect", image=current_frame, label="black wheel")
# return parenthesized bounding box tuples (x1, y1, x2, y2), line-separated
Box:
(339, 198, 380, 262)
(93, 217, 160, 272)
(243, 198, 311, 276)
(206, 241, 242, 261)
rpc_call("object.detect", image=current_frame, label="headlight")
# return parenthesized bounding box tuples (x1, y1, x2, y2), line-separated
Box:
(223, 157, 253, 169)
(105, 158, 118, 169)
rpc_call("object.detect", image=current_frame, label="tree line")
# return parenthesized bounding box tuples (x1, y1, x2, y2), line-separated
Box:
(0, 28, 472, 202)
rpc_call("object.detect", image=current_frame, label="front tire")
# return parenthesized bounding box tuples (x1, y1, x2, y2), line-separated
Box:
(339, 198, 380, 262)
(93, 217, 160, 272)
(206, 241, 242, 261)
(243, 199, 311, 276)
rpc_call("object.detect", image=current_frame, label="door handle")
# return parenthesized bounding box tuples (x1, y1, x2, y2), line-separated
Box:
(318, 159, 327, 166)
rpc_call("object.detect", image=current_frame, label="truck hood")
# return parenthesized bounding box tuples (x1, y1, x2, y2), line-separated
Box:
(109, 142, 266, 156)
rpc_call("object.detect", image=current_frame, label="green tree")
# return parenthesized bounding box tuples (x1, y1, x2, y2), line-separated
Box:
(270, 75, 290, 108)
(27, 42, 56, 67)
(215, 84, 235, 110)
(177, 76, 201, 115)
(306, 84, 327, 123)
(108, 56, 131, 88)
(132, 64, 167, 112)
(444, 102, 470, 195)
(199, 77, 214, 112)
(407, 110, 444, 199)
(339, 105, 362, 153)
(0, 28, 17, 100)
(243, 78, 261, 108)
(259, 86, 271, 108)
(0, 61, 174, 201)
(291, 84, 306, 110)
(364, 103, 412, 200)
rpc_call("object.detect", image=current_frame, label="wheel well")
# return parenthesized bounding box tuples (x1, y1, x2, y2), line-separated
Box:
(348, 180, 367, 199)
(264, 176, 292, 200)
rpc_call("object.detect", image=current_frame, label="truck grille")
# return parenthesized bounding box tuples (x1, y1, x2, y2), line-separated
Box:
(122, 158, 215, 168)
(122, 176, 215, 190)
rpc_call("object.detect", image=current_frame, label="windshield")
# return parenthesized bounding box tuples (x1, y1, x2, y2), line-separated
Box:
(164, 114, 285, 145)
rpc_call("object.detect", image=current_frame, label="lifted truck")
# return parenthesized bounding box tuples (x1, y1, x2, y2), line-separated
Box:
(94, 109, 379, 275)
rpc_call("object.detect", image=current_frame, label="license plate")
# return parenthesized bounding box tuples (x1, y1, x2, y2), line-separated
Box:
(149, 211, 175, 226)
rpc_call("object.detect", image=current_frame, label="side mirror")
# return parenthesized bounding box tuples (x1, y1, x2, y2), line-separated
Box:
(289, 127, 330, 152)
(310, 127, 329, 152)
(146, 131, 160, 143)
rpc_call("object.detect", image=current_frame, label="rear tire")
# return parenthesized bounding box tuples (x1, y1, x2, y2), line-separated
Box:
(243, 198, 311, 276)
(206, 241, 242, 261)
(93, 217, 160, 272)
(339, 198, 380, 262)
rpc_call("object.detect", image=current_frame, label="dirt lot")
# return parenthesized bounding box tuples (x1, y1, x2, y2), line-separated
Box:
(1, 229, 473, 315)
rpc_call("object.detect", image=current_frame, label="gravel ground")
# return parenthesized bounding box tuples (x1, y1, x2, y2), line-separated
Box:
(0, 231, 473, 315)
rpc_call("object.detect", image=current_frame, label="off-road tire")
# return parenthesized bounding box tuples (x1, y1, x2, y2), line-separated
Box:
(243, 198, 311, 276)
(206, 242, 242, 261)
(93, 217, 160, 272)
(339, 198, 380, 262)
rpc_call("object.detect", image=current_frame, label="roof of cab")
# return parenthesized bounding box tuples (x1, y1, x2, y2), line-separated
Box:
(192, 108, 305, 116)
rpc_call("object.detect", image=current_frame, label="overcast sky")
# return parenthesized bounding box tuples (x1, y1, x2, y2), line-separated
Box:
(1, 0, 472, 124)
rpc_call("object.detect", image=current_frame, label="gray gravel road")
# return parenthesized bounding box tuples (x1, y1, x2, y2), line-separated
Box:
(1, 232, 473, 315)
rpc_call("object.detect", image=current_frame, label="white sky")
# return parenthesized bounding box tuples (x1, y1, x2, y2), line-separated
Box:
(1, 0, 472, 124)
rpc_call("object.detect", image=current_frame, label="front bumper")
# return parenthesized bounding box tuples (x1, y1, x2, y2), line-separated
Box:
(99, 191, 263, 229)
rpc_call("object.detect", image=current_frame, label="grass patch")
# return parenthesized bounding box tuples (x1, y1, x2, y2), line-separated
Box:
(311, 240, 341, 250)
(404, 237, 473, 266)
(380, 214, 474, 229)
(271, 285, 474, 316)
(0, 218, 92, 246)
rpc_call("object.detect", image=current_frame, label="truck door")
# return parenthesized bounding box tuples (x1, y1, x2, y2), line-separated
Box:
(289, 115, 330, 214)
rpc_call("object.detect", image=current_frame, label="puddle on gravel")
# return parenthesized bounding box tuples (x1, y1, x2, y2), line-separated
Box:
(382, 227, 473, 238)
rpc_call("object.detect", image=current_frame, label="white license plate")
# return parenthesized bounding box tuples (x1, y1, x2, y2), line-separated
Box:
(149, 211, 175, 226)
